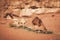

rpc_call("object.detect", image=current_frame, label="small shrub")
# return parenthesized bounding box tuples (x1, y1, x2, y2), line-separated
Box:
(10, 24, 17, 27)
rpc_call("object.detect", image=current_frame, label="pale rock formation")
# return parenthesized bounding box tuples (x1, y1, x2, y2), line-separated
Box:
(20, 8, 59, 16)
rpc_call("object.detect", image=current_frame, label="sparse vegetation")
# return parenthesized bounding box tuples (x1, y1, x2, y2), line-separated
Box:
(10, 24, 53, 34)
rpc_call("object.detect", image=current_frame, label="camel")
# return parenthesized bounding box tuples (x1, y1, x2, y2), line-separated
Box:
(32, 17, 47, 32)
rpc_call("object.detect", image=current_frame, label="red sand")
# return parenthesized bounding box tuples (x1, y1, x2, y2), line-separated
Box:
(0, 13, 60, 40)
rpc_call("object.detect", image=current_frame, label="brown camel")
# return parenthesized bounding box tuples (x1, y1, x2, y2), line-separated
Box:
(32, 17, 47, 31)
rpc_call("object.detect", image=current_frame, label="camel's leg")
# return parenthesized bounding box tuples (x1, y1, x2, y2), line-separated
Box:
(4, 13, 13, 19)
(12, 14, 19, 17)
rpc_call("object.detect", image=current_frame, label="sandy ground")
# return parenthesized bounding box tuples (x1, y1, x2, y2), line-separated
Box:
(0, 0, 60, 40)
(0, 13, 60, 40)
